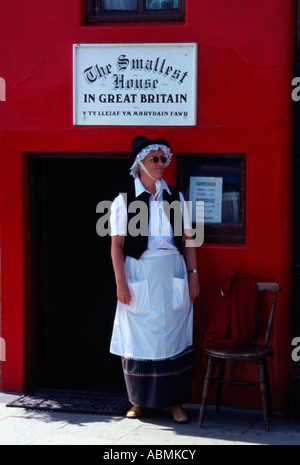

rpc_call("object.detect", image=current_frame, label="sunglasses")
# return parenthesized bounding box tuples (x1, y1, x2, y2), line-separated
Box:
(147, 155, 168, 164)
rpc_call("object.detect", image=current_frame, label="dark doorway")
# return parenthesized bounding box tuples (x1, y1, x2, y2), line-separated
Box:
(29, 154, 131, 393)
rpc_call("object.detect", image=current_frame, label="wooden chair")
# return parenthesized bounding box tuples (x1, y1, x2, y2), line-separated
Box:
(198, 282, 280, 432)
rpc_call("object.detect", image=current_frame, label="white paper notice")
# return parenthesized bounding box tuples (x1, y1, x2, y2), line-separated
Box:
(189, 177, 223, 223)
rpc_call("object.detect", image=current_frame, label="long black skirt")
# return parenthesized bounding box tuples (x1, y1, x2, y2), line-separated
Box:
(121, 346, 193, 409)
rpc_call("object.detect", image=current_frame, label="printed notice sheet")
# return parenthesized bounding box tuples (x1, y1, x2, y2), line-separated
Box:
(189, 176, 223, 223)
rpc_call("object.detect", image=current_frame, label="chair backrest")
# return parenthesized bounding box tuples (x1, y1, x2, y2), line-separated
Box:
(256, 282, 280, 347)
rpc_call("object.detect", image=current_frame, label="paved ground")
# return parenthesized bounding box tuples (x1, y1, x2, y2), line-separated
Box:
(0, 392, 299, 446)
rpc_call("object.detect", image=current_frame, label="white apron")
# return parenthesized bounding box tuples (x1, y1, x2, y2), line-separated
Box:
(110, 249, 193, 360)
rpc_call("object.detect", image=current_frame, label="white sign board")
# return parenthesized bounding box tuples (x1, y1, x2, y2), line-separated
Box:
(73, 43, 197, 126)
(189, 177, 223, 223)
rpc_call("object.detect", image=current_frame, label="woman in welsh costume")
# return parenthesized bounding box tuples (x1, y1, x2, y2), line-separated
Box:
(110, 135, 200, 423)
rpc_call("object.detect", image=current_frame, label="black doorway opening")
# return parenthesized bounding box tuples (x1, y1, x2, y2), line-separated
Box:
(29, 154, 131, 393)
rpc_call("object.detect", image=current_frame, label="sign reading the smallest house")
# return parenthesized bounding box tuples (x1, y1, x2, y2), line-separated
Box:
(73, 43, 197, 126)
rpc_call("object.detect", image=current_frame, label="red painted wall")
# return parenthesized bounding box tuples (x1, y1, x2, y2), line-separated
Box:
(0, 0, 295, 409)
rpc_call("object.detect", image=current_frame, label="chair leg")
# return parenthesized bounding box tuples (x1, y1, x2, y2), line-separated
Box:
(263, 359, 272, 416)
(258, 359, 270, 432)
(199, 356, 213, 427)
(216, 359, 226, 413)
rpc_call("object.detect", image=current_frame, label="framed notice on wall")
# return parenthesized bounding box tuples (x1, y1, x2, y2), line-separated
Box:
(73, 43, 197, 126)
(189, 176, 223, 223)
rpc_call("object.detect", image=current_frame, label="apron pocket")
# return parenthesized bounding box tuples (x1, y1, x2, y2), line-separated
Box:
(126, 279, 150, 314)
(172, 277, 190, 311)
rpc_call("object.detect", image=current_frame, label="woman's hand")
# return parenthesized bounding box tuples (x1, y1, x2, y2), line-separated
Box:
(188, 273, 200, 301)
(117, 281, 132, 306)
